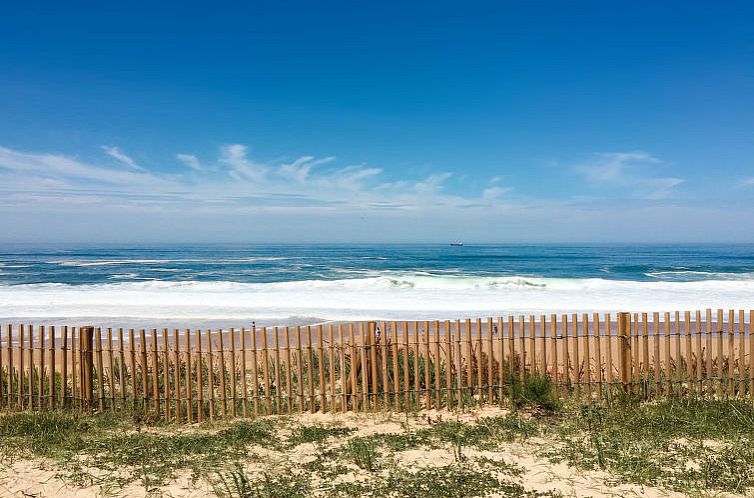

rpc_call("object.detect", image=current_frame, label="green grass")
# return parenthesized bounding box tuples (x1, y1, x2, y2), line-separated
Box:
(544, 397, 754, 495)
(3, 397, 754, 496)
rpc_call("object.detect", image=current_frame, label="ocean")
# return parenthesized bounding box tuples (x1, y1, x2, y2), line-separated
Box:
(1, 243, 753, 326)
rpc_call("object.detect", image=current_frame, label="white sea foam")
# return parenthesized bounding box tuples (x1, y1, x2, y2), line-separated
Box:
(1, 273, 754, 322)
(52, 259, 169, 267)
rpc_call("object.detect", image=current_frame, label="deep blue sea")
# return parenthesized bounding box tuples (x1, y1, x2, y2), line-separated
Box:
(1, 244, 753, 324)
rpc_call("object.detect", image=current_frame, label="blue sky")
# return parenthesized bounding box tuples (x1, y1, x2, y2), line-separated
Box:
(1, 1, 753, 242)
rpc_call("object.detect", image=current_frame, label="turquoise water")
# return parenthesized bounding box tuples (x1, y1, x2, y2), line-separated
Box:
(1, 243, 754, 285)
(0, 244, 753, 323)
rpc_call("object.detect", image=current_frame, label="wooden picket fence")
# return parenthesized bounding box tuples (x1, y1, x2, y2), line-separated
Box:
(0, 309, 752, 421)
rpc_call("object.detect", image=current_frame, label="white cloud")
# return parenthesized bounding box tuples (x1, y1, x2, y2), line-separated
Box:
(220, 144, 267, 182)
(176, 153, 203, 171)
(279, 156, 335, 182)
(574, 151, 683, 200)
(101, 146, 143, 170)
(482, 186, 511, 202)
(0, 144, 509, 214)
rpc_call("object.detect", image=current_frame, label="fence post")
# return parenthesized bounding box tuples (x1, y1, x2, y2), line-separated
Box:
(617, 313, 631, 393)
(80, 326, 95, 410)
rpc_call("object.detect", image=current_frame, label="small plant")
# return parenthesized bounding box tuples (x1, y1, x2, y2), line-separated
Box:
(509, 372, 561, 413)
(344, 438, 378, 472)
(211, 463, 311, 498)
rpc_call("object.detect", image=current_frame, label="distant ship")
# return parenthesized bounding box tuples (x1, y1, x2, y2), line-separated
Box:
(449, 242, 464, 246)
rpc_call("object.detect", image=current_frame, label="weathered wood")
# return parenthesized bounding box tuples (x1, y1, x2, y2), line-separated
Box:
(618, 312, 631, 392)
(96, 327, 106, 412)
(82, 326, 95, 410)
(185, 328, 193, 423)
(150, 329, 159, 415)
(163, 328, 171, 419)
(196, 329, 204, 422)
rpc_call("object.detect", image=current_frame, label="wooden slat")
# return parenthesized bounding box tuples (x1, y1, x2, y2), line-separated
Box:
(422, 321, 430, 409)
(128, 329, 136, 410)
(508, 316, 515, 387)
(286, 326, 294, 414)
(632, 314, 640, 394)
(414, 321, 421, 406)
(61, 326, 68, 408)
(207, 329, 216, 420)
(716, 309, 724, 396)
(39, 325, 45, 408)
(487, 317, 494, 401)
(295, 325, 304, 413)
(684, 312, 692, 392)
(455, 319, 463, 407)
(0, 323, 4, 407)
(139, 329, 148, 412)
(434, 320, 442, 408)
(118, 328, 126, 406)
(49, 325, 56, 409)
(550, 314, 558, 395)
(705, 309, 712, 392)
(465, 318, 474, 400)
(350, 323, 358, 412)
(695, 310, 702, 394)
(196, 329, 204, 422)
(150, 329, 159, 415)
(217, 328, 226, 418)
(572, 314, 580, 397)
(331, 324, 340, 411)
(664, 313, 671, 395)
(28, 325, 34, 410)
(529, 315, 536, 376)
(251, 324, 260, 415)
(307, 325, 316, 412)
(7, 324, 14, 408)
(261, 326, 272, 415)
(583, 313, 591, 398)
(359, 322, 369, 410)
(561, 315, 569, 391)
(728, 310, 735, 394)
(653, 312, 661, 397)
(391, 322, 400, 409)
(540, 315, 547, 376)
(340, 324, 347, 412)
(185, 328, 193, 423)
(315, 325, 325, 412)
(107, 328, 115, 410)
(642, 313, 649, 394)
(96, 327, 106, 413)
(445, 319, 453, 408)
(739, 310, 746, 395)
(519, 316, 526, 383)
(71, 327, 77, 410)
(675, 311, 682, 392)
(605, 315, 612, 394)
(497, 316, 505, 403)
(593, 313, 602, 400)
(477, 318, 484, 400)
(403, 321, 410, 411)
(163, 328, 171, 420)
(274, 326, 283, 413)
(240, 327, 249, 417)
(230, 327, 238, 417)
(750, 310, 754, 395)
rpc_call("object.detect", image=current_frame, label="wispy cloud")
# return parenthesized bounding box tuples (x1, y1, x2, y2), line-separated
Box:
(176, 153, 203, 172)
(0, 144, 509, 213)
(220, 144, 267, 182)
(101, 146, 143, 171)
(574, 152, 684, 200)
